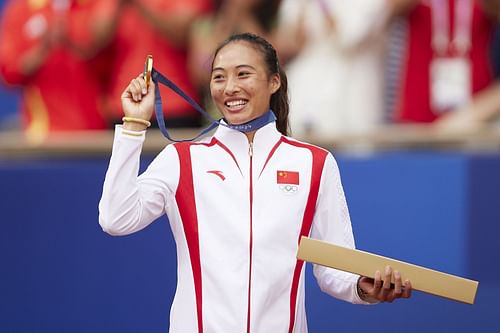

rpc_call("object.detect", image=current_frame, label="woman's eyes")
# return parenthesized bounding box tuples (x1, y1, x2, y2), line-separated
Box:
(212, 72, 252, 81)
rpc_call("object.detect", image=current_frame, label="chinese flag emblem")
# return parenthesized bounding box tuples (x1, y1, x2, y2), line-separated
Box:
(277, 170, 299, 185)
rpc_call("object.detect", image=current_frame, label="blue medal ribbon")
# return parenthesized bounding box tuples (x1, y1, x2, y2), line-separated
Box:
(152, 68, 276, 142)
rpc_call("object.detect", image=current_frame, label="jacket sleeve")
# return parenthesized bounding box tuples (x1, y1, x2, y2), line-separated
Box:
(98, 126, 179, 236)
(310, 152, 369, 304)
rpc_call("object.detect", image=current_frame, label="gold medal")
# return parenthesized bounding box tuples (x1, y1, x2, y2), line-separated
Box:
(143, 55, 153, 88)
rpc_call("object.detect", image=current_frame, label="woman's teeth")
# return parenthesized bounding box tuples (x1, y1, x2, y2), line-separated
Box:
(225, 100, 247, 108)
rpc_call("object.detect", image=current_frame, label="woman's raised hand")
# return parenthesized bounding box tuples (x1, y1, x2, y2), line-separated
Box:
(120, 74, 156, 131)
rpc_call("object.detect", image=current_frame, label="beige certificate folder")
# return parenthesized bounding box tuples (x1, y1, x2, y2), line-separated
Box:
(297, 236, 478, 304)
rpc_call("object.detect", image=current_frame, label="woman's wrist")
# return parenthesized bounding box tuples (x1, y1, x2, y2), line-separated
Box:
(122, 122, 148, 131)
(122, 116, 151, 131)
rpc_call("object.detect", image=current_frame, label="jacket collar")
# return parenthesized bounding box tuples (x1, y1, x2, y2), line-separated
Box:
(213, 121, 283, 171)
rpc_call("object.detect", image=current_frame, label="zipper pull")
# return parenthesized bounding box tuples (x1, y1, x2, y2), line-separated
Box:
(248, 141, 253, 157)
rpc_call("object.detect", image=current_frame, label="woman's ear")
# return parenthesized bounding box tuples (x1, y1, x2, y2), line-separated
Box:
(271, 73, 281, 94)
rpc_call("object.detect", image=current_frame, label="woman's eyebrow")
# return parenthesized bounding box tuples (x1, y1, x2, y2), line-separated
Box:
(211, 64, 256, 73)
(235, 64, 256, 71)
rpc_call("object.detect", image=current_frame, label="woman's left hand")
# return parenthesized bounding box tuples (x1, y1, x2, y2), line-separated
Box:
(357, 266, 412, 303)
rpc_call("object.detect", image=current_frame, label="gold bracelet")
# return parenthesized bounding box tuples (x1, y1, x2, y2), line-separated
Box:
(122, 116, 151, 127)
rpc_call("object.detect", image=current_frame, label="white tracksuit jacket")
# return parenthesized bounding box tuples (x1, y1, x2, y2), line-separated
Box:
(99, 122, 367, 333)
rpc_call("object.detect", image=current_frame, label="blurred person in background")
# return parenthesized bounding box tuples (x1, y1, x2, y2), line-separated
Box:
(0, 0, 119, 143)
(278, 0, 412, 139)
(103, 0, 213, 129)
(391, 0, 500, 127)
(188, 0, 284, 117)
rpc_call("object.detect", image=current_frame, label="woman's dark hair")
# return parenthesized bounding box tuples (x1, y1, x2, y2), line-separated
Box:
(212, 32, 290, 136)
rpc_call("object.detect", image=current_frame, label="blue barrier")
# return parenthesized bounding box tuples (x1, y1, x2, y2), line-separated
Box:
(0, 85, 19, 127)
(0, 151, 498, 332)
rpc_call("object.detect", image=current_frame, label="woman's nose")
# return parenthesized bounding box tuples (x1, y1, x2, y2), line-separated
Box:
(224, 76, 240, 95)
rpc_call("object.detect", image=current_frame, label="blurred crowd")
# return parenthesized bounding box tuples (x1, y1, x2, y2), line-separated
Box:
(0, 0, 500, 143)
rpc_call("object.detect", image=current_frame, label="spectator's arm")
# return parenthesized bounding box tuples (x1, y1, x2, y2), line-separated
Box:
(331, 0, 390, 50)
(65, 0, 123, 60)
(387, 0, 419, 19)
(332, 0, 416, 50)
(0, 3, 60, 82)
(435, 80, 500, 131)
(480, 0, 500, 20)
(131, 0, 209, 47)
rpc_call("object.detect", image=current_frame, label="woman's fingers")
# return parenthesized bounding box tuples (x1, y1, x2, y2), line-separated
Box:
(364, 266, 413, 303)
(131, 78, 144, 102)
(393, 270, 402, 295)
(126, 74, 149, 102)
(120, 74, 155, 123)
(381, 266, 392, 297)
(373, 270, 383, 292)
(403, 279, 412, 298)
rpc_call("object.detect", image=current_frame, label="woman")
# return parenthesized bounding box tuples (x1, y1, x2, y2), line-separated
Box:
(99, 33, 411, 332)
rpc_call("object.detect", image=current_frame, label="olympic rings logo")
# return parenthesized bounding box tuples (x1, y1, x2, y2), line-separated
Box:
(279, 184, 299, 194)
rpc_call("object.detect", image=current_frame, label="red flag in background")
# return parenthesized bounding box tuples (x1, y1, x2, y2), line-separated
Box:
(277, 170, 299, 185)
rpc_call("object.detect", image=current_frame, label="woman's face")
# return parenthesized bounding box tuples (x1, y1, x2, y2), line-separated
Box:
(210, 41, 280, 126)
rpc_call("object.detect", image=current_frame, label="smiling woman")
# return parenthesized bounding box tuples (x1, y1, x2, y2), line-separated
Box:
(99, 32, 411, 333)
(210, 36, 281, 133)
(211, 33, 290, 138)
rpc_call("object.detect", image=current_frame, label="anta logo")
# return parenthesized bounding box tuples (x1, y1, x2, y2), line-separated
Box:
(207, 170, 225, 181)
(277, 170, 299, 194)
